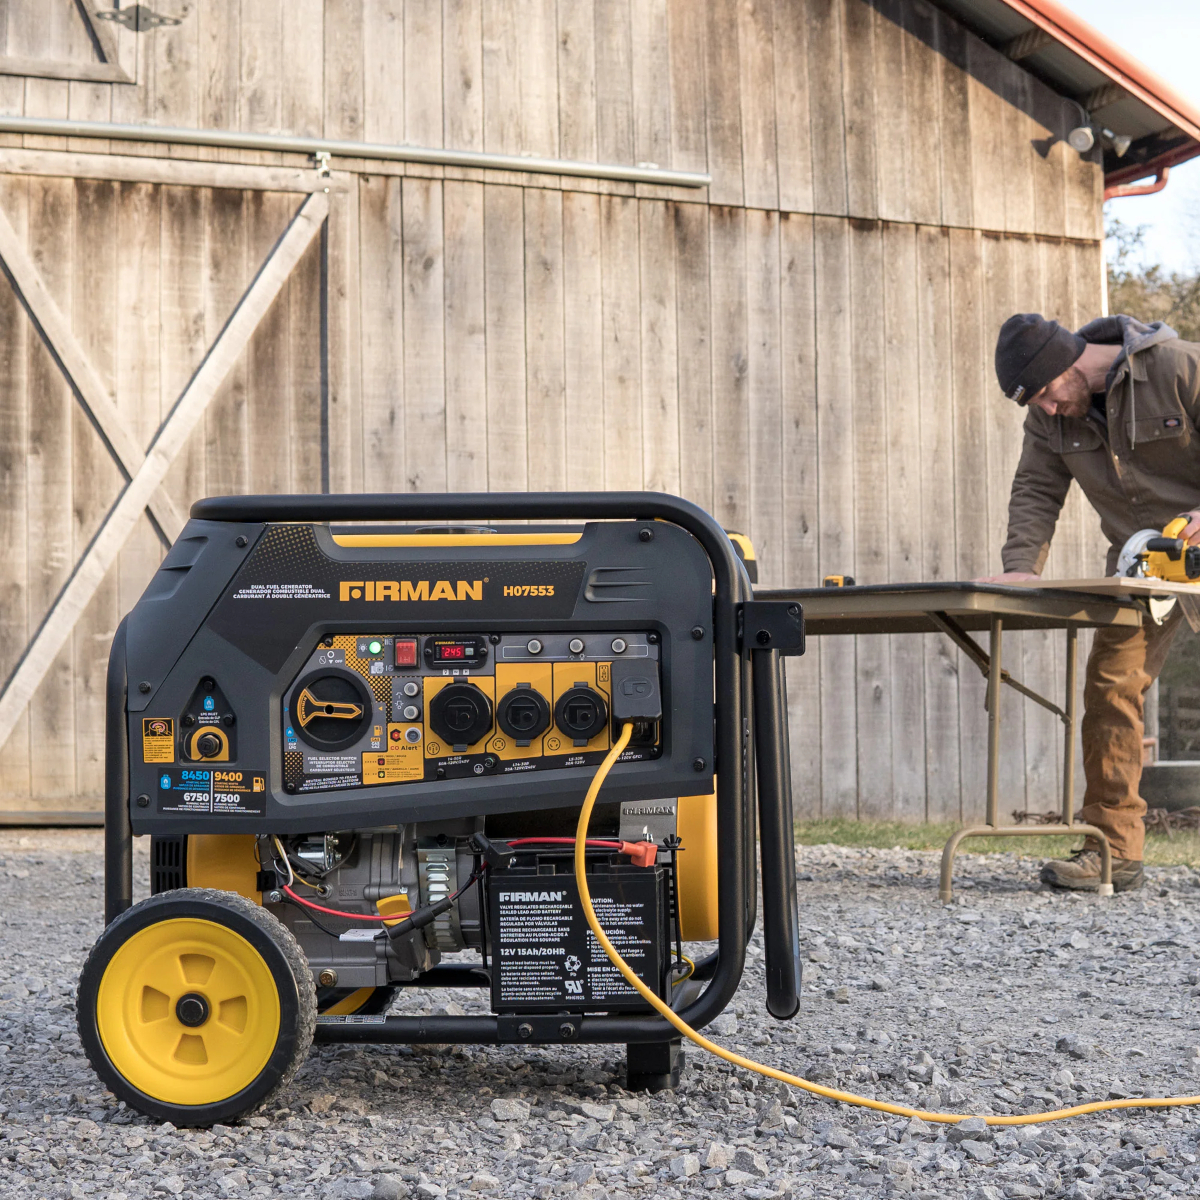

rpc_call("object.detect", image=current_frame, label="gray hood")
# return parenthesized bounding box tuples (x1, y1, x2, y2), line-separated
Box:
(1077, 314, 1178, 446)
(1077, 313, 1177, 357)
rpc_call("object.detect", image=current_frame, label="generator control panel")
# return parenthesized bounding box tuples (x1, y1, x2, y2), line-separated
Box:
(123, 516, 715, 834)
(282, 631, 662, 795)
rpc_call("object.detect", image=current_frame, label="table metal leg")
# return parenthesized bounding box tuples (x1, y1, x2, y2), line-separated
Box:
(985, 616, 1003, 829)
(1060, 628, 1113, 895)
(1062, 627, 1077, 826)
(939, 620, 1113, 902)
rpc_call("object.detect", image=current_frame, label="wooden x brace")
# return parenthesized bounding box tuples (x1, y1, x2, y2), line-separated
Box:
(0, 189, 330, 753)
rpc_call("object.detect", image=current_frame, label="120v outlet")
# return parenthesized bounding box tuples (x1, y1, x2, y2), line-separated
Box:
(553, 683, 609, 744)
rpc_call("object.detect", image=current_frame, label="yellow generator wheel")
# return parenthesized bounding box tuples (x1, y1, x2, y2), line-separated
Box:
(77, 888, 315, 1125)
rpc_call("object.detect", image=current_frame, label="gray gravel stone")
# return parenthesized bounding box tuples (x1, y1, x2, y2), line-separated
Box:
(489, 1097, 530, 1121)
(704, 1141, 734, 1169)
(724, 1168, 761, 1187)
(732, 1147, 768, 1176)
(370, 1178, 409, 1200)
(578, 1100, 616, 1121)
(669, 1153, 700, 1178)
(1056, 1033, 1094, 1060)
(960, 1138, 995, 1162)
(948, 1115, 993, 1144)
(708, 1011, 738, 1036)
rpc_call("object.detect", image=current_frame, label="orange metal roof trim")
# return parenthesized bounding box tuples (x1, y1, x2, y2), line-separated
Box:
(997, 0, 1200, 190)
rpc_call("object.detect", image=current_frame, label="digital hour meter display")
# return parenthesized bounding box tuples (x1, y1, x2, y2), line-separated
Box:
(423, 635, 489, 668)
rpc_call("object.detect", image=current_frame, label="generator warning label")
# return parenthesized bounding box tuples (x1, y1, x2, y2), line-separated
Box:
(157, 768, 266, 815)
(489, 872, 664, 1012)
(142, 718, 175, 763)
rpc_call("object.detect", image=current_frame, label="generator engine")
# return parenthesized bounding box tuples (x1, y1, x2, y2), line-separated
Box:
(78, 492, 802, 1126)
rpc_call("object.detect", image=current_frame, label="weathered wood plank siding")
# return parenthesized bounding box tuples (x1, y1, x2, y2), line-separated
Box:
(0, 0, 1108, 818)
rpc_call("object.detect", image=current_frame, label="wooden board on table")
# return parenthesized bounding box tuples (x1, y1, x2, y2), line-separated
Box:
(1011, 577, 1200, 600)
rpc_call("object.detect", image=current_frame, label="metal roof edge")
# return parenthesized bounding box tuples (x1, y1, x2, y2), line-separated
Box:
(995, 0, 1200, 142)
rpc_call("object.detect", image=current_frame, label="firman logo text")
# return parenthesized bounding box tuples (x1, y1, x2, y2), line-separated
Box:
(339, 580, 484, 602)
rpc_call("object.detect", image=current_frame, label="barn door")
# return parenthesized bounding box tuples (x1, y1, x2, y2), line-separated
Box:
(0, 166, 336, 819)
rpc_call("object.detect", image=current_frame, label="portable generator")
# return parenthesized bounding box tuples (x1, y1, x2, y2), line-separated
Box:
(78, 493, 803, 1125)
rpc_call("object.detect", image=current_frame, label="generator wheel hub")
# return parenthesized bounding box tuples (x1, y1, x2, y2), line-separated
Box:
(175, 992, 210, 1027)
(94, 917, 281, 1106)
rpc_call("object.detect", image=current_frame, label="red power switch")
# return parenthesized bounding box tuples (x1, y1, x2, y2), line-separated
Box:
(394, 639, 418, 668)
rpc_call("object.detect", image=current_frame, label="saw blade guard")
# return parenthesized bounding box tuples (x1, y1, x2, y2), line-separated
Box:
(1116, 527, 1160, 578)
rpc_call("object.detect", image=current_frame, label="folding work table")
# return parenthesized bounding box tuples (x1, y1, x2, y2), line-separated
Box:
(754, 581, 1167, 901)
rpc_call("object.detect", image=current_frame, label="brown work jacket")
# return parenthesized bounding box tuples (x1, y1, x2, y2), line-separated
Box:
(1002, 317, 1200, 575)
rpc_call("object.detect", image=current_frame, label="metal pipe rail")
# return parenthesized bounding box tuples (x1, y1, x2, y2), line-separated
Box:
(0, 116, 711, 188)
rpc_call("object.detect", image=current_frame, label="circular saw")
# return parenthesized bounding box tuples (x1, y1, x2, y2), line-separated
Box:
(1116, 515, 1200, 583)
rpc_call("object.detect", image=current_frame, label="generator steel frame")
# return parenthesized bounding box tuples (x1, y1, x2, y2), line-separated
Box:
(104, 492, 804, 1054)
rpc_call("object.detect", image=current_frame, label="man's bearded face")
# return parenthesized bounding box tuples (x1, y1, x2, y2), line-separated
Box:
(1028, 364, 1090, 418)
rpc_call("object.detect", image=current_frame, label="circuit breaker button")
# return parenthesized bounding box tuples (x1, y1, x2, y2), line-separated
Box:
(395, 639, 418, 667)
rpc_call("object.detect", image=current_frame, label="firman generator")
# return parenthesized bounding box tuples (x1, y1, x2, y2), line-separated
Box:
(77, 493, 803, 1125)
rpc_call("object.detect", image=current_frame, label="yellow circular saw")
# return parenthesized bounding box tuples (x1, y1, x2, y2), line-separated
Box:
(1116, 515, 1200, 583)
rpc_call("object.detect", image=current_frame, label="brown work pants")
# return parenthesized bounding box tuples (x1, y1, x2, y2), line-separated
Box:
(1080, 607, 1182, 861)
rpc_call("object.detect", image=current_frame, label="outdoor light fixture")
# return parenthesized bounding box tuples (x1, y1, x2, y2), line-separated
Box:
(1066, 99, 1096, 156)
(1067, 125, 1096, 153)
(1103, 128, 1133, 158)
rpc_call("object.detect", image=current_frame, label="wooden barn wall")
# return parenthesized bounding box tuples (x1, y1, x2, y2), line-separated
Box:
(0, 0, 1108, 817)
(0, 178, 325, 810)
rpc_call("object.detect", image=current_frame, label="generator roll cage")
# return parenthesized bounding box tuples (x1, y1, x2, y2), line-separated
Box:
(103, 491, 804, 1068)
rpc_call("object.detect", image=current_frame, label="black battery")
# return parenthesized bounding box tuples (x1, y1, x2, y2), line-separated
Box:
(488, 854, 670, 1013)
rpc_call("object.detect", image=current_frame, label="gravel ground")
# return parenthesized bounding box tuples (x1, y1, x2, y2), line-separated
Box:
(2, 829, 1200, 1200)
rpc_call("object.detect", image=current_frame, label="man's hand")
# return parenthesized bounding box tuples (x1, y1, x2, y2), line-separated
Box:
(1182, 510, 1200, 546)
(974, 571, 1041, 584)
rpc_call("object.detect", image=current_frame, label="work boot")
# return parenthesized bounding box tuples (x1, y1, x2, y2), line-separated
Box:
(1039, 849, 1144, 893)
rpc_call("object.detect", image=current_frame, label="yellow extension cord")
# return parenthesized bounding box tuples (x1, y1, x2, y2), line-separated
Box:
(575, 723, 1200, 1127)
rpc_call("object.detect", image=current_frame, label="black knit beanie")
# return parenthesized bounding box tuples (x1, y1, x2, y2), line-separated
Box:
(994, 313, 1087, 405)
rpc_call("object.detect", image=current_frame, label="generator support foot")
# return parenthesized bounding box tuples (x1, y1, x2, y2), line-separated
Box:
(625, 1040, 683, 1093)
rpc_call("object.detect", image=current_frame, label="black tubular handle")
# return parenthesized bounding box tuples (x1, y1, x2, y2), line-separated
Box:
(105, 616, 133, 925)
(752, 647, 802, 1019)
(187, 491, 748, 1034)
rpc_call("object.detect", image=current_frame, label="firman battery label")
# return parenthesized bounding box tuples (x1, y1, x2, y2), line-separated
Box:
(489, 869, 667, 1013)
(157, 768, 267, 815)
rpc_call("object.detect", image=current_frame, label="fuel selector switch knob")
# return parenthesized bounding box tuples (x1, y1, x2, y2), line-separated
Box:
(428, 682, 493, 749)
(554, 683, 609, 743)
(496, 686, 551, 742)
